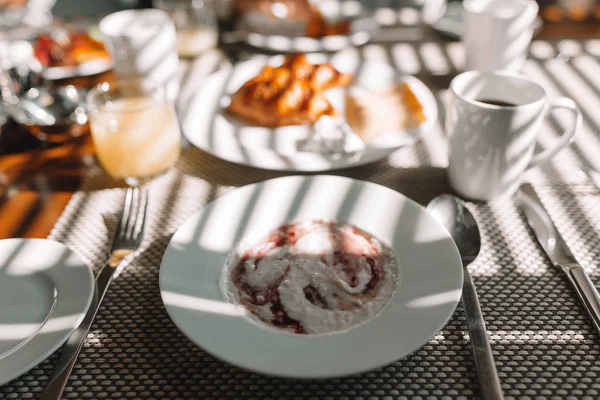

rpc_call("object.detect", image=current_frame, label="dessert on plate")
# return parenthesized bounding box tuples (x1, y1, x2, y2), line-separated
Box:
(233, 0, 351, 38)
(226, 53, 429, 151)
(345, 82, 427, 143)
(33, 29, 110, 68)
(222, 220, 400, 335)
(226, 53, 353, 127)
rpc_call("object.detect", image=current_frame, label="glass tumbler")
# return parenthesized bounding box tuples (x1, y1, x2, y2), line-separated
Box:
(87, 79, 181, 186)
(153, 0, 219, 58)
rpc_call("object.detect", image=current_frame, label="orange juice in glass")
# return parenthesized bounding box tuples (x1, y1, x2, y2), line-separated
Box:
(87, 80, 181, 186)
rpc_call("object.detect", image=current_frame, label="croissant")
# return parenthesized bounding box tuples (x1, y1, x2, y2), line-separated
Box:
(227, 54, 352, 127)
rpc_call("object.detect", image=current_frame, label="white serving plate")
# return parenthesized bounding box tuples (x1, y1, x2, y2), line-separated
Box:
(42, 58, 112, 80)
(180, 53, 438, 172)
(160, 175, 463, 378)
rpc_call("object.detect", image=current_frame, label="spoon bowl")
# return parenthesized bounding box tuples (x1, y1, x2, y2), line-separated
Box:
(427, 194, 481, 266)
(427, 194, 503, 399)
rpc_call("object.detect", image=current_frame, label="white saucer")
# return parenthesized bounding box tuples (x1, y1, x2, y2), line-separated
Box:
(160, 175, 463, 378)
(180, 53, 438, 172)
(0, 239, 94, 385)
(235, 7, 378, 53)
(42, 59, 113, 80)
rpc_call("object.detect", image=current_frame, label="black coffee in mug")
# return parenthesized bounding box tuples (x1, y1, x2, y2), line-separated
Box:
(476, 99, 517, 107)
(448, 70, 581, 201)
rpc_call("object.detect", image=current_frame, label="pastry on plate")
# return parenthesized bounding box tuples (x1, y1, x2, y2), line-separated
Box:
(345, 82, 427, 143)
(234, 0, 313, 21)
(34, 29, 110, 68)
(226, 53, 353, 127)
(233, 0, 351, 38)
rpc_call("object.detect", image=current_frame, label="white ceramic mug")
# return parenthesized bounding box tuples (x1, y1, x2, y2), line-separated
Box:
(99, 9, 180, 101)
(463, 0, 538, 72)
(446, 70, 582, 202)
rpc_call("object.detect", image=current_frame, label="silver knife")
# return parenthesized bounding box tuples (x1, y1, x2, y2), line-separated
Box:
(577, 168, 600, 189)
(518, 183, 600, 333)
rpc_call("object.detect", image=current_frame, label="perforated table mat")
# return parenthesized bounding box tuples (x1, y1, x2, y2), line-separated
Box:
(2, 22, 600, 400)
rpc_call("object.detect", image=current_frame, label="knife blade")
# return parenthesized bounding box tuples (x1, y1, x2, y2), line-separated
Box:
(518, 183, 600, 334)
(577, 168, 600, 189)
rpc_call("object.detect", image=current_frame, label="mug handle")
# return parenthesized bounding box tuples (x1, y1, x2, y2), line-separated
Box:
(527, 97, 582, 171)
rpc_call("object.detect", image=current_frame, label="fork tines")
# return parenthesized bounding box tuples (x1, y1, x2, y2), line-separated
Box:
(113, 187, 148, 250)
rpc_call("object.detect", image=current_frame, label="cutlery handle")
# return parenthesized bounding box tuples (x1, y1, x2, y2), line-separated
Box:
(565, 265, 600, 333)
(39, 263, 117, 400)
(462, 269, 504, 400)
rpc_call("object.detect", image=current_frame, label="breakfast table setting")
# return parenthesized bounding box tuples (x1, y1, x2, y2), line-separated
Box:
(1, 0, 600, 399)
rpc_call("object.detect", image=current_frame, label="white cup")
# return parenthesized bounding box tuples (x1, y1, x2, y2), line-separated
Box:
(463, 0, 538, 72)
(99, 9, 180, 101)
(446, 70, 582, 202)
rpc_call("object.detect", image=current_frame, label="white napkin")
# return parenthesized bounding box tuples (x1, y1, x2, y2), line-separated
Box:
(298, 116, 365, 158)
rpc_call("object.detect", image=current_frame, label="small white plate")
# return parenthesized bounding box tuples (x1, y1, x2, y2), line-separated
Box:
(42, 58, 113, 80)
(235, 8, 378, 53)
(180, 53, 438, 172)
(160, 175, 463, 378)
(0, 239, 94, 385)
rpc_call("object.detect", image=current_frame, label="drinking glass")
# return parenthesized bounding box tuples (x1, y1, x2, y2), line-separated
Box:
(99, 9, 180, 102)
(463, 0, 538, 72)
(153, 0, 219, 58)
(87, 79, 181, 186)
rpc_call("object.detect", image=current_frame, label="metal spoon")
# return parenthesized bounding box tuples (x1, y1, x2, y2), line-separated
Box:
(427, 195, 503, 400)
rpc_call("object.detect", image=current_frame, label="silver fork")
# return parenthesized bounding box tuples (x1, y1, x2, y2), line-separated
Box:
(39, 187, 148, 400)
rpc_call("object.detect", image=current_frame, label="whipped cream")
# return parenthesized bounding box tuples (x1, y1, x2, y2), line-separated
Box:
(221, 220, 399, 335)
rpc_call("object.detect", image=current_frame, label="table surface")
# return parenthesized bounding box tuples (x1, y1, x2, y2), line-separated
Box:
(0, 70, 111, 240)
(0, 10, 600, 399)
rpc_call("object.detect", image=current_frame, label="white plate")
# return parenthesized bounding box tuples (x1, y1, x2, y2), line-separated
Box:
(180, 53, 438, 172)
(235, 8, 378, 53)
(42, 58, 112, 80)
(0, 239, 94, 385)
(160, 175, 463, 378)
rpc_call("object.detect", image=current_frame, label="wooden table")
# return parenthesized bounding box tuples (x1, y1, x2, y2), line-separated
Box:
(0, 71, 112, 239)
(1, 24, 599, 241)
